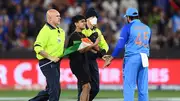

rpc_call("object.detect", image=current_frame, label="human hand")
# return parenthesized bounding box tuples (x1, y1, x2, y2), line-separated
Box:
(102, 55, 111, 60)
(93, 45, 100, 51)
(102, 55, 113, 68)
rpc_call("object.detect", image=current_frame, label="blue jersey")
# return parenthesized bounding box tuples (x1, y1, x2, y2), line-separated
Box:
(112, 19, 151, 57)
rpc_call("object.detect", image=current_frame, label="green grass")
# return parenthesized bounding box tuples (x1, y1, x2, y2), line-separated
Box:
(0, 90, 179, 98)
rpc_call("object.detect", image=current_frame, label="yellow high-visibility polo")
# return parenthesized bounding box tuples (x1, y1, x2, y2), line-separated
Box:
(34, 23, 65, 60)
(82, 28, 109, 52)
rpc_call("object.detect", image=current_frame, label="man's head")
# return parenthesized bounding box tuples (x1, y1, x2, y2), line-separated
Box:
(72, 15, 86, 31)
(46, 9, 61, 27)
(124, 8, 139, 23)
(85, 8, 98, 27)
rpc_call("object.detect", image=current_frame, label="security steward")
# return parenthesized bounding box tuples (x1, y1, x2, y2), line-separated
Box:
(29, 9, 65, 101)
(77, 8, 109, 101)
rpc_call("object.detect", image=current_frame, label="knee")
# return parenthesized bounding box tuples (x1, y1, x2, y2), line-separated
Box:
(138, 89, 148, 96)
(82, 83, 91, 91)
(49, 84, 60, 94)
(139, 91, 148, 95)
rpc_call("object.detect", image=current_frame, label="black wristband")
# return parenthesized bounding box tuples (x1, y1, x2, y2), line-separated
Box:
(97, 49, 106, 58)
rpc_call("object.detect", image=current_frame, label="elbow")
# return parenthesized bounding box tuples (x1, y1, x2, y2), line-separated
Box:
(34, 46, 43, 54)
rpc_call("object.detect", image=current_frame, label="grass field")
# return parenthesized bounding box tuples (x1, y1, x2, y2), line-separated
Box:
(0, 90, 179, 100)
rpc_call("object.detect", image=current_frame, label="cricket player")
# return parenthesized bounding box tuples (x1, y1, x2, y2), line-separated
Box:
(104, 8, 151, 101)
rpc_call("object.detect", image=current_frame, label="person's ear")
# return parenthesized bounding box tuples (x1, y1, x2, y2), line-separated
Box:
(48, 15, 52, 22)
(75, 22, 78, 27)
(127, 16, 129, 20)
(127, 16, 131, 22)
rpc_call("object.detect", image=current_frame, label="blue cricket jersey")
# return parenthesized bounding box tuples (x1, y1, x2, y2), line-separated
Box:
(112, 19, 151, 57)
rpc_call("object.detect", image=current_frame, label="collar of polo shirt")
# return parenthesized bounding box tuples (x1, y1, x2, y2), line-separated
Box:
(46, 22, 56, 29)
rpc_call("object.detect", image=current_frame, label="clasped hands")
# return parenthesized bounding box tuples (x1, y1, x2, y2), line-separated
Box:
(102, 55, 113, 68)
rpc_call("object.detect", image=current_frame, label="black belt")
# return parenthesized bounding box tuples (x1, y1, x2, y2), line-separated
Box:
(39, 58, 50, 63)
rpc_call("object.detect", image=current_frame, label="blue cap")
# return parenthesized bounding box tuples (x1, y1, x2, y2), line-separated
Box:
(124, 8, 138, 17)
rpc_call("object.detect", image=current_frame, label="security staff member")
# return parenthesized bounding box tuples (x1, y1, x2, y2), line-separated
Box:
(29, 9, 65, 101)
(77, 8, 109, 101)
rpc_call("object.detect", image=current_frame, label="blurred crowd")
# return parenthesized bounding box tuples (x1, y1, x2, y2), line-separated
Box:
(0, 0, 180, 52)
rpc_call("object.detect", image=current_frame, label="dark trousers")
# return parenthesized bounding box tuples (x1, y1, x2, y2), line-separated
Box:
(29, 59, 61, 101)
(77, 60, 99, 101)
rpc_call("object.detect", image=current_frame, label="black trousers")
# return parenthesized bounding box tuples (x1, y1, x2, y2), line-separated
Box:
(77, 60, 100, 101)
(29, 59, 60, 101)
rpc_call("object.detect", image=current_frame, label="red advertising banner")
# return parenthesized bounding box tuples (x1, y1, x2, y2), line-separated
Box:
(0, 59, 180, 90)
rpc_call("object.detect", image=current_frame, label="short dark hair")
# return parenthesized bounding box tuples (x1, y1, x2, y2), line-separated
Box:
(85, 8, 98, 19)
(72, 15, 85, 24)
(128, 16, 139, 20)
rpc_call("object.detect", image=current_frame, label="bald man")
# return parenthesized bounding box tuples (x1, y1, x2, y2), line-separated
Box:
(29, 9, 66, 101)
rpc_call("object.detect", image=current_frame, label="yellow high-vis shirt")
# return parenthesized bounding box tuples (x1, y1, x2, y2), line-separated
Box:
(34, 23, 65, 60)
(82, 28, 109, 52)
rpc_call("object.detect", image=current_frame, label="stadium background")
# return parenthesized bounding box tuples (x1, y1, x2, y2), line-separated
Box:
(0, 0, 180, 101)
